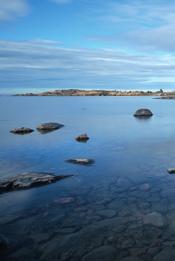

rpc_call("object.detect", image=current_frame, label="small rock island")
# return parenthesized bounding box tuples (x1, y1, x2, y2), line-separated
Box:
(15, 89, 163, 96)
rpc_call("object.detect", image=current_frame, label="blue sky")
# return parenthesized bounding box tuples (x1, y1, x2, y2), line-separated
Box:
(1, 0, 175, 92)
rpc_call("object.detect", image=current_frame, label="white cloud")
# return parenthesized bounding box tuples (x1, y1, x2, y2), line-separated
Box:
(1, 39, 175, 89)
(90, 0, 175, 52)
(0, 0, 29, 21)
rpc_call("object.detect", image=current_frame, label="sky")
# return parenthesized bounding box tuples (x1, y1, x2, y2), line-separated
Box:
(1, 0, 175, 92)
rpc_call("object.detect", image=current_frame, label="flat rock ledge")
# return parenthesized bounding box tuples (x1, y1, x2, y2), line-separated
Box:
(76, 134, 89, 142)
(36, 122, 64, 133)
(134, 108, 153, 117)
(0, 172, 72, 193)
(10, 127, 34, 134)
(66, 158, 95, 165)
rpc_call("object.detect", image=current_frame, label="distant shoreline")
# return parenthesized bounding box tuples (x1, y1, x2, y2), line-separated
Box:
(14, 89, 173, 97)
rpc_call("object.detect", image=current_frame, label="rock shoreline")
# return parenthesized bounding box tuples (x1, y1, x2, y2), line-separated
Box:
(15, 89, 162, 96)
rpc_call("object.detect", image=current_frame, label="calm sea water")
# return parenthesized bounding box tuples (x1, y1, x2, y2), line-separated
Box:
(1, 96, 175, 260)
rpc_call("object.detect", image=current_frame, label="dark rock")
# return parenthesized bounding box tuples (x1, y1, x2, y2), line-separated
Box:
(120, 257, 143, 261)
(167, 168, 175, 174)
(66, 158, 95, 165)
(153, 247, 175, 261)
(36, 122, 64, 133)
(10, 127, 34, 134)
(82, 245, 117, 261)
(0, 234, 8, 251)
(76, 134, 89, 142)
(134, 108, 153, 117)
(0, 172, 72, 193)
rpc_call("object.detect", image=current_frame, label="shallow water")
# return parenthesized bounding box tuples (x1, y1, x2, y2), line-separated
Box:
(1, 96, 175, 260)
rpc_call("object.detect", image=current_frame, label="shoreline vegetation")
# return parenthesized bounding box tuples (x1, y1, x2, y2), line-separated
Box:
(14, 89, 175, 98)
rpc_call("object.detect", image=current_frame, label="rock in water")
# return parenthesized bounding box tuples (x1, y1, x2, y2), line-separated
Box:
(10, 127, 34, 134)
(36, 122, 64, 133)
(82, 246, 117, 261)
(134, 108, 153, 117)
(66, 158, 95, 165)
(0, 172, 72, 193)
(143, 212, 165, 227)
(0, 234, 8, 251)
(153, 247, 175, 261)
(76, 134, 89, 142)
(167, 168, 175, 174)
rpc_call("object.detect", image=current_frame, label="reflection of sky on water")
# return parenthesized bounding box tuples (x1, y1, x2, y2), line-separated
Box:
(1, 96, 175, 216)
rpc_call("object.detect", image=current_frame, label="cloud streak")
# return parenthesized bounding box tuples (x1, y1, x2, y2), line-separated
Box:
(90, 0, 175, 52)
(1, 39, 175, 90)
(0, 0, 29, 21)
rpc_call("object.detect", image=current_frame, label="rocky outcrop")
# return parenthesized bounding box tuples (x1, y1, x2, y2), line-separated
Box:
(10, 127, 34, 134)
(66, 158, 95, 165)
(0, 172, 72, 193)
(36, 122, 64, 133)
(134, 108, 153, 117)
(76, 134, 89, 142)
(15, 89, 160, 97)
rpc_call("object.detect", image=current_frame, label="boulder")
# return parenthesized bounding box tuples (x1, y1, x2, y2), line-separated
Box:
(134, 108, 153, 117)
(66, 158, 95, 165)
(76, 134, 89, 142)
(10, 127, 34, 134)
(167, 168, 175, 174)
(36, 122, 64, 133)
(0, 172, 72, 193)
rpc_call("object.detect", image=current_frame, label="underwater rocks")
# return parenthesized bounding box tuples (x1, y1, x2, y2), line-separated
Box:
(0, 234, 8, 251)
(0, 172, 72, 193)
(134, 108, 153, 117)
(82, 245, 117, 261)
(10, 127, 34, 134)
(143, 212, 165, 227)
(76, 134, 89, 142)
(66, 158, 95, 166)
(153, 247, 175, 261)
(36, 122, 64, 133)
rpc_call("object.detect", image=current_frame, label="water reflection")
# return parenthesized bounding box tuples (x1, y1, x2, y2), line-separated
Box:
(0, 96, 175, 260)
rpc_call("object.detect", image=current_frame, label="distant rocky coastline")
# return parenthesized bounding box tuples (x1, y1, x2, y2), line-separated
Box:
(14, 89, 167, 97)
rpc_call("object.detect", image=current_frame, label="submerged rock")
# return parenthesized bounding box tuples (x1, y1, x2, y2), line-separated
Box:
(143, 212, 165, 227)
(76, 134, 89, 142)
(0, 234, 8, 251)
(82, 245, 117, 261)
(54, 197, 75, 204)
(66, 158, 95, 165)
(120, 257, 143, 261)
(167, 168, 175, 174)
(36, 122, 64, 133)
(134, 108, 153, 117)
(10, 127, 34, 134)
(153, 247, 175, 261)
(0, 172, 72, 193)
(139, 183, 150, 191)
